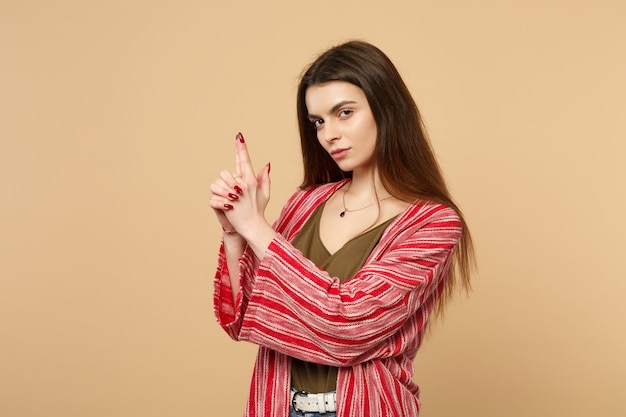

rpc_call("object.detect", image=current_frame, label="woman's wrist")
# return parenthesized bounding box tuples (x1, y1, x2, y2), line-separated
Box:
(240, 222, 276, 260)
(222, 229, 246, 250)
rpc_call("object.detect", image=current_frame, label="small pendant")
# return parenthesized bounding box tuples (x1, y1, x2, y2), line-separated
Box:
(340, 211, 345, 217)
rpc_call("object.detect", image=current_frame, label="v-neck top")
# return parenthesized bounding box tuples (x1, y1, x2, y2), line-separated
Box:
(290, 201, 397, 393)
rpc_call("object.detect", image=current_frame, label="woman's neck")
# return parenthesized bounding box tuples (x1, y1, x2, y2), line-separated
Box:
(345, 169, 389, 200)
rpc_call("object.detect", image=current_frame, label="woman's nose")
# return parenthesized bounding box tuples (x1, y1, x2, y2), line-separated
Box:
(319, 120, 340, 143)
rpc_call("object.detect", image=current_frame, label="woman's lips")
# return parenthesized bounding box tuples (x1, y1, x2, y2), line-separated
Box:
(331, 148, 350, 159)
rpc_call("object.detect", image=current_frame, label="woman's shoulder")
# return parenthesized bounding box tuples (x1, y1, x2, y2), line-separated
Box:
(393, 200, 461, 230)
(366, 200, 462, 260)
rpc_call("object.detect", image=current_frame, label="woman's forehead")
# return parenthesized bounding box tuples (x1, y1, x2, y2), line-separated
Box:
(305, 81, 367, 113)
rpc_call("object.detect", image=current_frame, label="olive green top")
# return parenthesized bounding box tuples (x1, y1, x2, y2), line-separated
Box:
(290, 201, 396, 393)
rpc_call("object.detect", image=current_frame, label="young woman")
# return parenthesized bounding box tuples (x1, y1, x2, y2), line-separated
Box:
(210, 40, 474, 417)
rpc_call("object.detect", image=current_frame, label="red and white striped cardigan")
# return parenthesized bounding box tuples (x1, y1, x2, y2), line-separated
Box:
(214, 179, 462, 416)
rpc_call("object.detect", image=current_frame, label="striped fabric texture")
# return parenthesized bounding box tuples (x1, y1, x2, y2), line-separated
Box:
(214, 180, 462, 416)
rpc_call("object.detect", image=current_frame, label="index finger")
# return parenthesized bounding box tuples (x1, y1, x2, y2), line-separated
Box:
(235, 132, 255, 178)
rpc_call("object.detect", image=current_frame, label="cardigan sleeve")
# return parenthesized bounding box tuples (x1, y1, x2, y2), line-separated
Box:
(238, 204, 461, 367)
(213, 241, 261, 340)
(213, 186, 325, 340)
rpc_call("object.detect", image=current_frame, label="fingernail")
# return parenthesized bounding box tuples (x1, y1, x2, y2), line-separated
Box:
(228, 193, 239, 200)
(234, 185, 243, 195)
(224, 203, 234, 210)
(236, 132, 245, 143)
(266, 162, 271, 174)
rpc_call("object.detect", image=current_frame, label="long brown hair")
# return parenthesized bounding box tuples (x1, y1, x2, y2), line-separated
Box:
(296, 40, 475, 316)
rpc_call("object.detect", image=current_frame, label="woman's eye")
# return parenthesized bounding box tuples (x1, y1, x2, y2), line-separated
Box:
(311, 119, 324, 128)
(338, 109, 353, 118)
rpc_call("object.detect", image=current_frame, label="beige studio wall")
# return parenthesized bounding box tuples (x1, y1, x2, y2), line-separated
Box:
(1, 1, 624, 416)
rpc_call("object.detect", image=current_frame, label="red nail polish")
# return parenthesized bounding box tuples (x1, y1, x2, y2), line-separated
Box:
(236, 132, 245, 143)
(224, 203, 234, 210)
(228, 193, 239, 200)
(234, 185, 243, 195)
(267, 162, 271, 174)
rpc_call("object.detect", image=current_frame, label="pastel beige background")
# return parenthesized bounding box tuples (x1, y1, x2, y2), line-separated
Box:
(1, 1, 624, 416)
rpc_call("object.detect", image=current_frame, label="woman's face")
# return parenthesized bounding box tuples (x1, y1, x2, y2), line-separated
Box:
(305, 81, 378, 175)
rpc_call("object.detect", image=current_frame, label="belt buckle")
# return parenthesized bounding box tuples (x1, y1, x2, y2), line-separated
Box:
(291, 390, 309, 415)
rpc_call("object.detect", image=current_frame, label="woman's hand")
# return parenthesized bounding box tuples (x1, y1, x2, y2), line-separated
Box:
(208, 167, 240, 236)
(209, 133, 275, 256)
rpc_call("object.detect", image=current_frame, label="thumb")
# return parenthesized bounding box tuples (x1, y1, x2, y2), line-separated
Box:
(257, 162, 271, 198)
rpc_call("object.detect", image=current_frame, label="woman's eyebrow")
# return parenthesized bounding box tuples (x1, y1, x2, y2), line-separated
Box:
(308, 100, 357, 119)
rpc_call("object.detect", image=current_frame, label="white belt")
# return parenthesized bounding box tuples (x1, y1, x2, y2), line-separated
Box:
(291, 390, 337, 414)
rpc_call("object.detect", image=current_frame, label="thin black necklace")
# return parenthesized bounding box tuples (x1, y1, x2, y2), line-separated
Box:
(340, 185, 393, 217)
